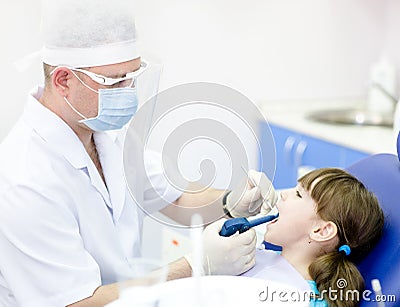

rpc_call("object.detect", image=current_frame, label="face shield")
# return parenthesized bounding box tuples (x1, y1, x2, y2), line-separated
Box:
(123, 82, 277, 228)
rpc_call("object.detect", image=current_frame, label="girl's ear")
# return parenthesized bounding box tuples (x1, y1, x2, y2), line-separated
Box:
(310, 221, 338, 243)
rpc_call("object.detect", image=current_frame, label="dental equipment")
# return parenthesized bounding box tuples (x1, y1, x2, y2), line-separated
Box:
(191, 214, 204, 307)
(241, 166, 274, 212)
(219, 214, 279, 237)
(371, 279, 385, 307)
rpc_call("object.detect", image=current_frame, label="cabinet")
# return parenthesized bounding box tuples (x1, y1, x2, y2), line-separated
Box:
(259, 123, 369, 189)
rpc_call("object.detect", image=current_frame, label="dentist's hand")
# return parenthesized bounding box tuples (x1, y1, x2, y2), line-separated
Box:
(185, 218, 256, 275)
(226, 170, 279, 218)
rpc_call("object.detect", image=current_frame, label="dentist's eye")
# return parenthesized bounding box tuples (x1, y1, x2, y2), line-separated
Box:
(296, 190, 302, 198)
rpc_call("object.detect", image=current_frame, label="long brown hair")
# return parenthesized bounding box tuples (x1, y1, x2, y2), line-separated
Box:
(299, 168, 384, 307)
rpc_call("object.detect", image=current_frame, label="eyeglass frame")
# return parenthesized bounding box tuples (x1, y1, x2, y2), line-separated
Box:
(50, 61, 148, 88)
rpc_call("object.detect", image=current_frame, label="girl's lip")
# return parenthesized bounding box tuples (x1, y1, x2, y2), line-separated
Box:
(267, 215, 279, 225)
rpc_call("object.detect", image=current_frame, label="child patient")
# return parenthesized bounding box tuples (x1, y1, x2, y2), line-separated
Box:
(242, 168, 384, 307)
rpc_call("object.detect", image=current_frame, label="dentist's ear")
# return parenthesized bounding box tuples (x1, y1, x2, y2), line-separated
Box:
(51, 67, 72, 97)
(309, 221, 338, 242)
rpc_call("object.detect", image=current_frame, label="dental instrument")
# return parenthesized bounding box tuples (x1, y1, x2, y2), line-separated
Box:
(191, 214, 204, 307)
(371, 279, 385, 307)
(241, 166, 273, 212)
(219, 214, 279, 237)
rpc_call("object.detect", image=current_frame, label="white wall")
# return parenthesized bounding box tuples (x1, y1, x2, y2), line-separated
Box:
(383, 0, 400, 69)
(0, 0, 43, 140)
(0, 0, 397, 140)
(134, 0, 386, 102)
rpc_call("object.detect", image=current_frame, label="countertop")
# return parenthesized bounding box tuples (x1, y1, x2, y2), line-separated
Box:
(257, 98, 397, 154)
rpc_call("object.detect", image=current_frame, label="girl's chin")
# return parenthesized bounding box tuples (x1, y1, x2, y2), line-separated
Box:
(263, 233, 278, 245)
(263, 220, 279, 240)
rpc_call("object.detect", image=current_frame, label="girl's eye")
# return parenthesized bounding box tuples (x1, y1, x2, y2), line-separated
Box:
(296, 190, 302, 198)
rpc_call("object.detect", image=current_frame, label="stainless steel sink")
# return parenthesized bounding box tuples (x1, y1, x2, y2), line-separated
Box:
(307, 108, 393, 127)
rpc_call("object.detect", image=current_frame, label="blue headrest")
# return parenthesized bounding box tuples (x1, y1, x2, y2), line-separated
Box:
(397, 131, 400, 160)
(346, 137, 400, 306)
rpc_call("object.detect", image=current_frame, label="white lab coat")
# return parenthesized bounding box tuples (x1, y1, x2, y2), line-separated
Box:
(0, 87, 182, 307)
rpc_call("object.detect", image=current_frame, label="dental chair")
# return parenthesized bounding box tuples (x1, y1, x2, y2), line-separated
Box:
(346, 133, 400, 306)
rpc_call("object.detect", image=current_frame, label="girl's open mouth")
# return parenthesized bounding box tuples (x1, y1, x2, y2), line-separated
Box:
(269, 218, 278, 225)
(267, 213, 279, 225)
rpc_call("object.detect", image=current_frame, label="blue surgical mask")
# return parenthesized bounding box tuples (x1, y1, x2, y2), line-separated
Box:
(64, 74, 138, 131)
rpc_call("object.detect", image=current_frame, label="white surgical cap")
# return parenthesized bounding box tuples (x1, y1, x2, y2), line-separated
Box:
(40, 0, 140, 67)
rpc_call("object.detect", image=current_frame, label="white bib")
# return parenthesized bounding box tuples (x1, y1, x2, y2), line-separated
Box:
(242, 249, 310, 292)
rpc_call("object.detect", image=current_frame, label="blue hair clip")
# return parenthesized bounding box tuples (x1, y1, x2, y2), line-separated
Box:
(338, 244, 351, 256)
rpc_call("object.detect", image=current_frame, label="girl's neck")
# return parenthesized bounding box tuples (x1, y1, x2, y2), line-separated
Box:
(281, 247, 314, 280)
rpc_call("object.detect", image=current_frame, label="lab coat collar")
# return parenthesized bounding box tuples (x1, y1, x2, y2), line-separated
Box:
(94, 131, 126, 223)
(23, 86, 87, 169)
(22, 86, 114, 212)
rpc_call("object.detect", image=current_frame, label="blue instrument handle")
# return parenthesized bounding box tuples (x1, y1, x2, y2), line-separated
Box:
(248, 214, 279, 228)
(219, 214, 279, 237)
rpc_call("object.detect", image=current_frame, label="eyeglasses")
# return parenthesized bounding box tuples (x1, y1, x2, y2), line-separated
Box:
(51, 61, 148, 88)
(73, 61, 148, 88)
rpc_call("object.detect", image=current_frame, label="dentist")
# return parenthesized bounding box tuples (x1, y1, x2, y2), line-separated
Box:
(0, 1, 277, 306)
